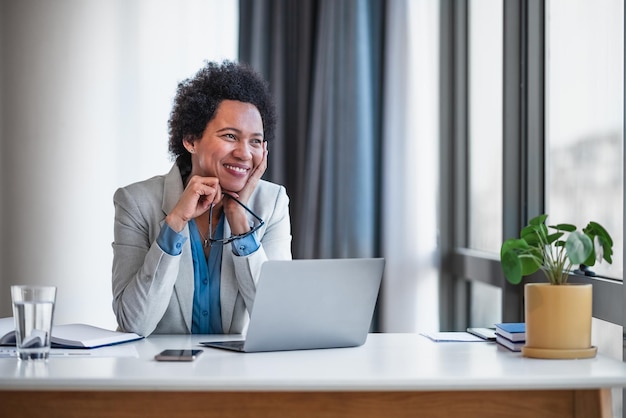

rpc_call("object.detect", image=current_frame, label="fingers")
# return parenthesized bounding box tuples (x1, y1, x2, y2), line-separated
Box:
(247, 142, 268, 180)
(222, 190, 239, 200)
(169, 176, 224, 226)
(223, 144, 268, 203)
(247, 145, 268, 185)
(187, 176, 222, 205)
(187, 175, 219, 191)
(259, 141, 268, 172)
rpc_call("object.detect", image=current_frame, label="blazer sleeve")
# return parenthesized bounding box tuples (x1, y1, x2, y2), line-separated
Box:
(229, 184, 292, 315)
(111, 186, 183, 336)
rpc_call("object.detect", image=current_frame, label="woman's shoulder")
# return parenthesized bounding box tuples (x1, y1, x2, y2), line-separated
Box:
(118, 174, 166, 194)
(254, 180, 288, 200)
(113, 170, 173, 212)
(256, 179, 284, 192)
(115, 165, 180, 202)
(249, 180, 290, 216)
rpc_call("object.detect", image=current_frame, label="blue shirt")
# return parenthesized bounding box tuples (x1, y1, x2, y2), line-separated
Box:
(188, 217, 224, 334)
(157, 217, 260, 334)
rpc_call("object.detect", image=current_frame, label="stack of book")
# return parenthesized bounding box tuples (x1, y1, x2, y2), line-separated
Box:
(494, 323, 526, 352)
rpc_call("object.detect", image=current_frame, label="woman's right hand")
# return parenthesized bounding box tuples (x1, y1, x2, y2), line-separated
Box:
(165, 176, 223, 232)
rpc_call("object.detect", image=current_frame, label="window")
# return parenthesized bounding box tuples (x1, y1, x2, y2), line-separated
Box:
(546, 0, 624, 280)
(445, 0, 625, 329)
(468, 0, 504, 253)
(467, 0, 504, 327)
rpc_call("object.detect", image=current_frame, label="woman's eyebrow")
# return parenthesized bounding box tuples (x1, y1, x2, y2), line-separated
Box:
(216, 127, 264, 138)
(216, 127, 241, 134)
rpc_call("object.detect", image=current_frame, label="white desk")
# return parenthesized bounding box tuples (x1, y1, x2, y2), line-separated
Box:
(1, 333, 625, 417)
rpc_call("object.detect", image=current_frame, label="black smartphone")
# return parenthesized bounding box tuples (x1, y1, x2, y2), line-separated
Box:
(154, 349, 203, 362)
(466, 327, 497, 341)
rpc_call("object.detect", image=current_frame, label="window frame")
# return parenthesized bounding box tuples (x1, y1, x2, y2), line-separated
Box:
(440, 0, 625, 332)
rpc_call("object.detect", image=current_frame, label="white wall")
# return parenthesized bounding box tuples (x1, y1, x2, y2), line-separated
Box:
(0, 0, 238, 328)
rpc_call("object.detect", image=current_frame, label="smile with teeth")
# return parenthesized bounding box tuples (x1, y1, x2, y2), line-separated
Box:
(224, 164, 249, 173)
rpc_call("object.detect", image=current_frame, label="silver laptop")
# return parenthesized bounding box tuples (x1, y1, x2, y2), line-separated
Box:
(200, 258, 384, 353)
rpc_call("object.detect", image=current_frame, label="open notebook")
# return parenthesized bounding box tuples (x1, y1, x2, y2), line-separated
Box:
(201, 258, 385, 353)
(0, 317, 142, 349)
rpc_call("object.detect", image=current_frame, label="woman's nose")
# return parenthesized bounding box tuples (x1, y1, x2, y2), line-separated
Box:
(232, 140, 253, 159)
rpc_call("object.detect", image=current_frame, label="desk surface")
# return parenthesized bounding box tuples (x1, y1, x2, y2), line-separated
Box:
(2, 333, 626, 392)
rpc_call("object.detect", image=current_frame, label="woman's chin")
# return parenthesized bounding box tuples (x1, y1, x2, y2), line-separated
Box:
(220, 181, 244, 194)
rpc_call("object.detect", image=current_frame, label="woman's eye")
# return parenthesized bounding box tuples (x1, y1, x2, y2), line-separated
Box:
(224, 133, 236, 141)
(250, 138, 263, 147)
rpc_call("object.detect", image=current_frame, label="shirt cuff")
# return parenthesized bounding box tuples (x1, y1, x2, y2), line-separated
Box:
(158, 222, 187, 256)
(231, 233, 260, 256)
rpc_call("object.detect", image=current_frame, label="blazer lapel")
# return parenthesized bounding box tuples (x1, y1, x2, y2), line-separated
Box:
(220, 221, 237, 332)
(162, 164, 194, 332)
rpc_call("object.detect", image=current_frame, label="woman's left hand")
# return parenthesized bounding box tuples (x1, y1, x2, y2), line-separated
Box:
(223, 142, 268, 235)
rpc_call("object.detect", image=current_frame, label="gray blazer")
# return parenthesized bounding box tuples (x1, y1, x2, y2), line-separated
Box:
(112, 164, 292, 336)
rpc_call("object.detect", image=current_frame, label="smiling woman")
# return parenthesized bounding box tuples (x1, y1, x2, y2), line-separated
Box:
(0, 0, 239, 329)
(112, 61, 292, 337)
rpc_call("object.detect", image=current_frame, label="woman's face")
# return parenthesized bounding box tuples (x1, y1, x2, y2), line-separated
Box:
(188, 100, 265, 192)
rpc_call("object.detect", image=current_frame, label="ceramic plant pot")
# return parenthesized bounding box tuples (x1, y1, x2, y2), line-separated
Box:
(522, 282, 596, 359)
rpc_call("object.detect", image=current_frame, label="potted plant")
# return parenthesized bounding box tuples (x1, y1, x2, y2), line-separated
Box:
(500, 214, 614, 359)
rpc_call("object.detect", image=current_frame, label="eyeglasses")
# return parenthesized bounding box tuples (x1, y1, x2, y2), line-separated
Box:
(208, 194, 265, 246)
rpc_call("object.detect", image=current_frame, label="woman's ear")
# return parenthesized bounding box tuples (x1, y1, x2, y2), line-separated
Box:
(183, 136, 195, 154)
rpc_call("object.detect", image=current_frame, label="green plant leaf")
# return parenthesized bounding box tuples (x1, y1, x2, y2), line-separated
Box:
(546, 232, 563, 245)
(551, 223, 576, 232)
(520, 225, 538, 237)
(528, 214, 548, 226)
(583, 253, 595, 267)
(597, 235, 614, 264)
(583, 221, 614, 264)
(585, 221, 614, 246)
(521, 232, 540, 247)
(501, 249, 523, 285)
(500, 238, 528, 255)
(519, 253, 541, 276)
(565, 231, 593, 265)
(500, 215, 614, 285)
(521, 223, 549, 247)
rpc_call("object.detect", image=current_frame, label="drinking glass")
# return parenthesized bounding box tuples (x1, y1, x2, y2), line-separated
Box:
(11, 285, 57, 360)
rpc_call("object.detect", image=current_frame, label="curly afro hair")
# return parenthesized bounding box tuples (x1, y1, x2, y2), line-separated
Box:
(167, 60, 276, 178)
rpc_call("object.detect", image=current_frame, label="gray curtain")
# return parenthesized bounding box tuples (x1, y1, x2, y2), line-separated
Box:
(239, 0, 386, 260)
